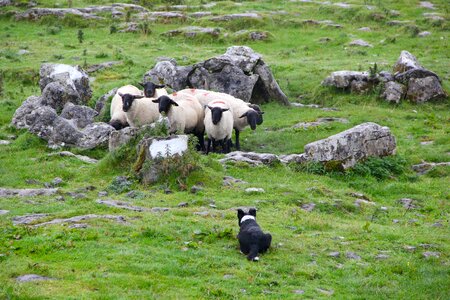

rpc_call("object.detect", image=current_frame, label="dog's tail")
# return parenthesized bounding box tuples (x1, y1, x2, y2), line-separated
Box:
(247, 245, 260, 262)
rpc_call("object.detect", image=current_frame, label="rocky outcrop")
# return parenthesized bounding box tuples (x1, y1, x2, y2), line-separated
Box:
(0, 188, 58, 198)
(164, 26, 222, 38)
(304, 122, 396, 169)
(322, 71, 369, 89)
(11, 63, 115, 149)
(381, 81, 406, 103)
(406, 76, 447, 103)
(144, 46, 290, 105)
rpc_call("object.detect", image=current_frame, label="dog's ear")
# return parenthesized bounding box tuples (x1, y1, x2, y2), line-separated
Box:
(237, 209, 245, 219)
(249, 208, 257, 217)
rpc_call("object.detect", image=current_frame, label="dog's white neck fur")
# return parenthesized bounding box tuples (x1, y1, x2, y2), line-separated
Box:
(240, 215, 256, 224)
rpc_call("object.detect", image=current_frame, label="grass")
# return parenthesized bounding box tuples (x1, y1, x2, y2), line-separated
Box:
(0, 0, 449, 299)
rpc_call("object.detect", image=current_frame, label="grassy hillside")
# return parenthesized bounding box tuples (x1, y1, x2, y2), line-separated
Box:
(0, 0, 449, 299)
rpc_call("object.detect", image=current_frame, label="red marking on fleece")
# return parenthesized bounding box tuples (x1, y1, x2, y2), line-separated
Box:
(203, 93, 209, 96)
(210, 100, 226, 105)
(191, 89, 196, 93)
(173, 92, 178, 96)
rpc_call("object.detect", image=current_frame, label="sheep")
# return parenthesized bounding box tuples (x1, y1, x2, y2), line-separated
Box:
(152, 94, 205, 150)
(138, 82, 168, 98)
(109, 85, 142, 130)
(118, 92, 161, 128)
(177, 89, 264, 150)
(204, 100, 233, 154)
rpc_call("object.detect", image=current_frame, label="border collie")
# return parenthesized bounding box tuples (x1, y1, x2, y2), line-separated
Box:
(237, 208, 272, 261)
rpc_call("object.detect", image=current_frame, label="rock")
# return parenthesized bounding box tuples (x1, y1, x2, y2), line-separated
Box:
(393, 219, 400, 224)
(394, 68, 440, 84)
(189, 11, 212, 18)
(146, 11, 186, 19)
(358, 27, 371, 32)
(178, 202, 188, 207)
(223, 176, 248, 186)
(245, 188, 265, 194)
(50, 177, 63, 186)
(379, 71, 394, 82)
(69, 223, 88, 229)
(12, 213, 49, 225)
(16, 8, 104, 20)
(47, 151, 98, 164)
(0, 140, 11, 145)
(376, 254, 390, 260)
(151, 207, 170, 213)
(39, 63, 91, 104)
(194, 211, 209, 217)
(0, 188, 58, 198)
(164, 26, 221, 38)
(220, 151, 280, 166)
(304, 122, 397, 169)
(322, 71, 369, 88)
(346, 252, 361, 260)
(419, 1, 435, 9)
(418, 31, 432, 37)
(190, 185, 203, 194)
(60, 102, 97, 129)
(118, 22, 139, 33)
(354, 199, 376, 207)
(0, 210, 10, 215)
(147, 135, 189, 159)
(420, 141, 434, 145)
(317, 288, 334, 296)
(381, 81, 406, 103)
(68, 192, 87, 199)
(33, 214, 126, 227)
(293, 290, 305, 295)
(108, 176, 132, 194)
(76, 122, 115, 149)
(412, 161, 450, 174)
(398, 198, 417, 209)
(98, 191, 108, 197)
(26, 106, 59, 140)
(423, 13, 444, 21)
(406, 76, 447, 103)
(108, 126, 139, 152)
(0, 0, 12, 7)
(290, 117, 349, 130)
(85, 61, 121, 73)
(334, 2, 351, 8)
(55, 196, 65, 201)
(393, 51, 422, 73)
(328, 251, 340, 258)
(432, 222, 443, 227)
(16, 274, 54, 282)
(17, 49, 30, 55)
(350, 80, 372, 94)
(232, 30, 271, 41)
(96, 199, 147, 212)
(348, 192, 370, 200)
(387, 20, 411, 26)
(349, 39, 372, 47)
(11, 96, 43, 129)
(279, 153, 308, 164)
(95, 87, 117, 115)
(404, 245, 416, 251)
(143, 60, 193, 91)
(419, 243, 435, 249)
(422, 251, 440, 258)
(210, 13, 261, 22)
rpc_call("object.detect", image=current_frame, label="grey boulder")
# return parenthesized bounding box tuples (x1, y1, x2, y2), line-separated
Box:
(322, 71, 369, 89)
(381, 81, 406, 103)
(60, 102, 98, 129)
(143, 60, 193, 91)
(406, 76, 447, 103)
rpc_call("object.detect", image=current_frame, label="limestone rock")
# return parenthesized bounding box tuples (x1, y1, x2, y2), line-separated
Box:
(108, 126, 139, 151)
(164, 26, 221, 38)
(349, 39, 372, 47)
(143, 60, 193, 91)
(406, 76, 447, 103)
(412, 161, 450, 174)
(418, 31, 431, 37)
(210, 13, 261, 22)
(12, 213, 49, 225)
(16, 274, 54, 282)
(27, 106, 59, 140)
(77, 122, 115, 149)
(220, 151, 279, 165)
(47, 151, 98, 164)
(95, 87, 118, 116)
(232, 30, 271, 41)
(11, 96, 44, 129)
(381, 81, 406, 103)
(393, 51, 422, 73)
(304, 122, 396, 169)
(322, 71, 369, 88)
(60, 102, 98, 129)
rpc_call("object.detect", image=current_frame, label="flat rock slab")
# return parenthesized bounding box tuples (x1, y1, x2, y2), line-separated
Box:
(48, 151, 98, 164)
(0, 140, 11, 145)
(220, 151, 279, 165)
(96, 199, 148, 212)
(210, 13, 261, 22)
(349, 39, 372, 47)
(412, 161, 450, 174)
(245, 188, 265, 194)
(0, 188, 58, 198)
(32, 214, 126, 227)
(164, 26, 221, 38)
(290, 117, 349, 129)
(322, 71, 369, 88)
(147, 135, 189, 159)
(13, 214, 49, 225)
(16, 274, 55, 282)
(0, 210, 10, 215)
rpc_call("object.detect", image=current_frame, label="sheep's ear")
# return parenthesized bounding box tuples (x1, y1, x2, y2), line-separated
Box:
(134, 95, 144, 99)
(259, 111, 265, 115)
(249, 208, 257, 217)
(239, 112, 248, 118)
(221, 108, 229, 112)
(206, 105, 212, 110)
(118, 92, 123, 97)
(152, 99, 159, 103)
(171, 100, 179, 106)
(155, 84, 165, 88)
(138, 82, 144, 87)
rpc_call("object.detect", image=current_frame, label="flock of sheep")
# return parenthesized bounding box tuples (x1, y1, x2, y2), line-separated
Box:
(109, 82, 264, 153)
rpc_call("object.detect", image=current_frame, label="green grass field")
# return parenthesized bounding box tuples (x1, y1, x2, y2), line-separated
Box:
(0, 0, 449, 298)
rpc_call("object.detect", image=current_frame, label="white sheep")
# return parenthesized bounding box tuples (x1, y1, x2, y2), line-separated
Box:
(118, 92, 161, 128)
(109, 85, 142, 130)
(204, 100, 233, 154)
(152, 94, 205, 150)
(177, 88, 264, 150)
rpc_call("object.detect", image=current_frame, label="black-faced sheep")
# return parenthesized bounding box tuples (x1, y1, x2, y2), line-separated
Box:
(152, 94, 205, 150)
(109, 85, 142, 130)
(138, 82, 167, 98)
(118, 92, 161, 128)
(204, 100, 233, 154)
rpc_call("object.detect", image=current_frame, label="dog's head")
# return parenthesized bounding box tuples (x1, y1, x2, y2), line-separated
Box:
(237, 208, 257, 226)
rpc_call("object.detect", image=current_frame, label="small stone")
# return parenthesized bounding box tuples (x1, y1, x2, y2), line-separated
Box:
(69, 193, 87, 199)
(420, 141, 434, 145)
(164, 188, 173, 194)
(151, 207, 170, 213)
(98, 191, 108, 197)
(422, 251, 440, 258)
(190, 185, 203, 194)
(245, 188, 265, 194)
(418, 31, 431, 37)
(432, 222, 443, 227)
(419, 243, 434, 249)
(293, 290, 305, 295)
(301, 203, 316, 212)
(223, 274, 233, 279)
(178, 202, 189, 207)
(375, 254, 390, 260)
(328, 251, 340, 258)
(346, 251, 361, 260)
(349, 39, 373, 47)
(404, 245, 416, 251)
(317, 288, 334, 296)
(0, 210, 9, 215)
(209, 204, 217, 209)
(51, 177, 63, 186)
(393, 219, 400, 223)
(335, 263, 344, 269)
(408, 219, 419, 224)
(398, 198, 417, 209)
(354, 199, 376, 207)
(55, 196, 65, 201)
(380, 206, 388, 211)
(358, 27, 371, 32)
(16, 274, 54, 282)
(126, 190, 137, 198)
(194, 211, 209, 217)
(69, 223, 88, 229)
(0, 140, 11, 145)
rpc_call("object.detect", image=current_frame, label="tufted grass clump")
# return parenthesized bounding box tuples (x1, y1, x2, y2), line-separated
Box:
(349, 155, 408, 180)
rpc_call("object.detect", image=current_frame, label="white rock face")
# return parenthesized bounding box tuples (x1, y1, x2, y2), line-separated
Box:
(304, 122, 397, 169)
(149, 135, 189, 159)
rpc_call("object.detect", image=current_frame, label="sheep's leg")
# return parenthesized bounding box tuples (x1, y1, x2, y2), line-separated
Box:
(196, 131, 205, 152)
(206, 138, 211, 155)
(226, 139, 232, 153)
(235, 129, 240, 150)
(220, 140, 227, 154)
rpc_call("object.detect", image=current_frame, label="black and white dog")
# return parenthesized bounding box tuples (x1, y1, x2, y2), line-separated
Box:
(237, 208, 272, 261)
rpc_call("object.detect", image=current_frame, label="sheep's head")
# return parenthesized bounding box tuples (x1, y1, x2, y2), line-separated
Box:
(139, 82, 165, 98)
(119, 93, 144, 112)
(207, 106, 229, 125)
(152, 95, 178, 114)
(239, 109, 264, 130)
(247, 104, 264, 125)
